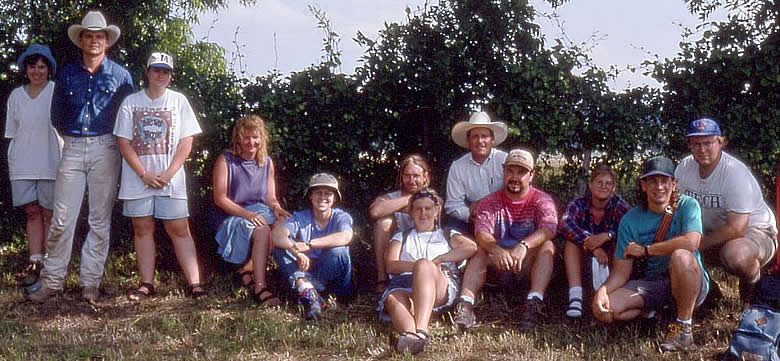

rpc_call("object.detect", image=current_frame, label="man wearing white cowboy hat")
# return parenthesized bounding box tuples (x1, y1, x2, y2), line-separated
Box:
(29, 10, 133, 303)
(444, 111, 508, 234)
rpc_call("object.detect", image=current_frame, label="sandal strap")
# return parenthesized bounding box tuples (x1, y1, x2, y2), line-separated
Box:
(189, 283, 206, 299)
(415, 329, 430, 339)
(139, 282, 155, 295)
(253, 286, 278, 304)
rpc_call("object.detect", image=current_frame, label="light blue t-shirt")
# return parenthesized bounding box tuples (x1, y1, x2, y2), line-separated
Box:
(284, 208, 353, 259)
(615, 195, 709, 284)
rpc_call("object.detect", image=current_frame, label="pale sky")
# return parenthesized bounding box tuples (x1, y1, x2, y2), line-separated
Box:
(193, 0, 725, 91)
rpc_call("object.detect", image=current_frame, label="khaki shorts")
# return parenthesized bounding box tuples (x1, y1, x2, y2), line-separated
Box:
(743, 225, 778, 267)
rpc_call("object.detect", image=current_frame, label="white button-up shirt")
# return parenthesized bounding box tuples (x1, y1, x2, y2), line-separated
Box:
(444, 148, 508, 222)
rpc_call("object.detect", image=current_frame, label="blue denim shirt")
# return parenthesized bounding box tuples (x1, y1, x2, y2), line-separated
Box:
(51, 57, 134, 137)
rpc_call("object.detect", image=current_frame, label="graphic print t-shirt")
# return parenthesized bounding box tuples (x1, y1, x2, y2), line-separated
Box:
(114, 88, 201, 199)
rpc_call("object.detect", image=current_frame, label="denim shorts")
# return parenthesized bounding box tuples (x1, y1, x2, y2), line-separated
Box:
(123, 196, 189, 219)
(11, 179, 55, 208)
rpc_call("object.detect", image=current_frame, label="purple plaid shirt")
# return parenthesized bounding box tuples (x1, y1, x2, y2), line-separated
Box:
(558, 193, 631, 247)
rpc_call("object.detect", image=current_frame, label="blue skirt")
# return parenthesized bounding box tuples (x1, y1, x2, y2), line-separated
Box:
(375, 269, 461, 322)
(215, 202, 276, 264)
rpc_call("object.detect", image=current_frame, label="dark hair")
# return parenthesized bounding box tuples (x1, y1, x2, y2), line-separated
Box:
(635, 177, 680, 210)
(20, 54, 53, 84)
(396, 153, 432, 189)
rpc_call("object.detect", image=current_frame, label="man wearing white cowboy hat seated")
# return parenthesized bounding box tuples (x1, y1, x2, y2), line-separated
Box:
(28, 10, 133, 303)
(444, 111, 508, 234)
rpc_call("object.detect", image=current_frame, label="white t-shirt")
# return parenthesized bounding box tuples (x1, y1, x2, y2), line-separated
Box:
(390, 228, 460, 275)
(4, 81, 63, 180)
(675, 152, 777, 233)
(114, 88, 201, 200)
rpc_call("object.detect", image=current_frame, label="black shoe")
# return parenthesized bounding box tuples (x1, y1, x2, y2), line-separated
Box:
(518, 297, 544, 330)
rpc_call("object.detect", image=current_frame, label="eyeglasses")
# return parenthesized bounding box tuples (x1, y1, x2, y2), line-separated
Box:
(689, 139, 718, 150)
(592, 180, 614, 188)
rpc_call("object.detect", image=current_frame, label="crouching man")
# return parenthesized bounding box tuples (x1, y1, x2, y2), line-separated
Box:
(592, 156, 710, 352)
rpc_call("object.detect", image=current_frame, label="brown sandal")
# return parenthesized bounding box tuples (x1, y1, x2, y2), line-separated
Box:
(128, 282, 155, 301)
(253, 286, 281, 307)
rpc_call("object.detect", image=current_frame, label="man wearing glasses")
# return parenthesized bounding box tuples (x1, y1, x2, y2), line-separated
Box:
(675, 118, 777, 302)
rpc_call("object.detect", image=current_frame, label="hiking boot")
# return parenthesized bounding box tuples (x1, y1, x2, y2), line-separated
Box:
(26, 282, 60, 303)
(298, 288, 323, 321)
(18, 261, 43, 287)
(518, 297, 544, 330)
(82, 286, 100, 302)
(454, 301, 477, 330)
(660, 320, 695, 352)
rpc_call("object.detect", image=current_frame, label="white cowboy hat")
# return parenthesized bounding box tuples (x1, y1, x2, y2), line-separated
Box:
(67, 11, 121, 49)
(451, 111, 508, 149)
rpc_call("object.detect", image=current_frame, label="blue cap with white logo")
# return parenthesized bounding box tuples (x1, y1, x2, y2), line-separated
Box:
(686, 118, 721, 137)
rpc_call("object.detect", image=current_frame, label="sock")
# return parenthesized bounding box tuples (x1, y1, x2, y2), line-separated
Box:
(568, 286, 583, 301)
(459, 295, 475, 305)
(297, 281, 315, 294)
(676, 318, 692, 326)
(29, 254, 44, 263)
(527, 292, 543, 301)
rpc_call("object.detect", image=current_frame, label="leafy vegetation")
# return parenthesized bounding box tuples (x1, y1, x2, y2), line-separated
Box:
(0, 0, 776, 358)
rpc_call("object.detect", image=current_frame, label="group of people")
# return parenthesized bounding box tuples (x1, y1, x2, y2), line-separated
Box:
(5, 9, 777, 357)
(368, 113, 776, 354)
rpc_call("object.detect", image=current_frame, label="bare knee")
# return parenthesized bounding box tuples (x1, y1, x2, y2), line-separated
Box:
(670, 249, 696, 270)
(132, 218, 155, 239)
(721, 242, 756, 270)
(413, 259, 437, 275)
(24, 203, 43, 219)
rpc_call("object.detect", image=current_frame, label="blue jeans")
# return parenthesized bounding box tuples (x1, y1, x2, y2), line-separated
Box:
(273, 246, 354, 299)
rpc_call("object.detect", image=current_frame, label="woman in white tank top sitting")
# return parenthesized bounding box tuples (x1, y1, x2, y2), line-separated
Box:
(377, 188, 477, 355)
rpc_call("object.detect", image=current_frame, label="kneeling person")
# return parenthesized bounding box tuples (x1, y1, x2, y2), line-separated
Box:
(453, 149, 558, 330)
(272, 173, 354, 320)
(593, 156, 710, 353)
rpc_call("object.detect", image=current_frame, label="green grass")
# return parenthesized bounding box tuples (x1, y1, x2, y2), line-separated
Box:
(0, 234, 746, 361)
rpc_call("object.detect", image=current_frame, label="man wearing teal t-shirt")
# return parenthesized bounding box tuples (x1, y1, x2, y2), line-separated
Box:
(592, 156, 710, 353)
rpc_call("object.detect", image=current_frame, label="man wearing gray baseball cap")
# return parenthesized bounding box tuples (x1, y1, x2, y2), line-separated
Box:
(593, 156, 709, 353)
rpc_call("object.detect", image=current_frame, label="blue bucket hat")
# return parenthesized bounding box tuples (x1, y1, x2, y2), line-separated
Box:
(17, 44, 57, 75)
(686, 118, 721, 137)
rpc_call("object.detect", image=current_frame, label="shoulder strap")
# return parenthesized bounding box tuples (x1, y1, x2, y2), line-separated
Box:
(399, 229, 413, 258)
(652, 198, 680, 243)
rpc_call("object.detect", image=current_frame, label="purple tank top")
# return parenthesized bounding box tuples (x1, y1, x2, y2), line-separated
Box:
(223, 150, 271, 206)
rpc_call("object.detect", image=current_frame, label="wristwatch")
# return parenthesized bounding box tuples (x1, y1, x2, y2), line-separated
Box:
(519, 240, 529, 250)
